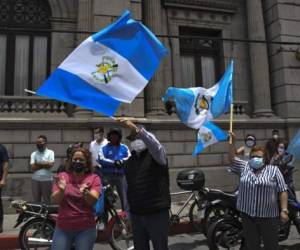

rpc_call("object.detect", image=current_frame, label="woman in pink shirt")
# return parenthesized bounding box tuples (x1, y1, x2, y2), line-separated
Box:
(51, 148, 101, 250)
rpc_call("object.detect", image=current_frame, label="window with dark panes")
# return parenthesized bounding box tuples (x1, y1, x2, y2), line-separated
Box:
(0, 0, 51, 96)
(179, 27, 222, 88)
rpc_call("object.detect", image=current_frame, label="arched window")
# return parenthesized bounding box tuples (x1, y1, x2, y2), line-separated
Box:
(0, 0, 51, 95)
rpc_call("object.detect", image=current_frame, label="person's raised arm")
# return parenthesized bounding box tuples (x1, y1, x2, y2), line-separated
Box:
(118, 118, 167, 166)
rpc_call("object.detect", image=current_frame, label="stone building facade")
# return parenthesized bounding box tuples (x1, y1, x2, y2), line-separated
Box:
(0, 0, 300, 205)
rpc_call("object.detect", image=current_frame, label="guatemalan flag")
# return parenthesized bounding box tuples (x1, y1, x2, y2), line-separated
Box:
(162, 61, 233, 129)
(163, 61, 233, 155)
(193, 121, 228, 156)
(36, 10, 168, 116)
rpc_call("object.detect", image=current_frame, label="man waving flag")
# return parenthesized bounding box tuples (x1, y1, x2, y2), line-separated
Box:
(36, 10, 168, 116)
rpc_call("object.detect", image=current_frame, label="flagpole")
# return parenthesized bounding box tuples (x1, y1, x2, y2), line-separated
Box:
(229, 104, 234, 145)
(24, 89, 36, 95)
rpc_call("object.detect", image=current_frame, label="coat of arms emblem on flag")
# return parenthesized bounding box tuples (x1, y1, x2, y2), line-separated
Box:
(91, 56, 118, 84)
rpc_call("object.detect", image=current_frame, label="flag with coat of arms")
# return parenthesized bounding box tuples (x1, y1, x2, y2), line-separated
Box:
(163, 61, 233, 155)
(36, 10, 168, 116)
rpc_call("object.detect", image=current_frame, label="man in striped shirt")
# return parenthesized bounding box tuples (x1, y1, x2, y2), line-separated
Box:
(228, 132, 288, 250)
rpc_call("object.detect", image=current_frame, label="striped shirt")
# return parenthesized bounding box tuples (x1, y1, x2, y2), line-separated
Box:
(230, 157, 287, 218)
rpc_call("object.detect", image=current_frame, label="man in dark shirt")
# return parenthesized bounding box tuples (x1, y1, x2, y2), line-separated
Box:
(119, 118, 170, 250)
(0, 144, 9, 233)
(265, 129, 280, 164)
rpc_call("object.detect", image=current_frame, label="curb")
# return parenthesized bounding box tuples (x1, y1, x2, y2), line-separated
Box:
(0, 222, 202, 249)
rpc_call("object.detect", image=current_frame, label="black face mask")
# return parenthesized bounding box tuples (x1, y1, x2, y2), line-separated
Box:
(71, 162, 85, 173)
(36, 144, 46, 152)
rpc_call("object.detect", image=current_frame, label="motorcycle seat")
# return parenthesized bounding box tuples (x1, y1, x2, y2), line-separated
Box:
(44, 205, 59, 214)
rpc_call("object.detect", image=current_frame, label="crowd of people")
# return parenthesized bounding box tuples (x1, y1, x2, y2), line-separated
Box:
(0, 125, 297, 250)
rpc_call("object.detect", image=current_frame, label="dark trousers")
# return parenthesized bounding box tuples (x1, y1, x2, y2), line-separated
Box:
(103, 174, 129, 212)
(241, 213, 279, 250)
(31, 180, 52, 204)
(131, 209, 169, 250)
(0, 188, 3, 228)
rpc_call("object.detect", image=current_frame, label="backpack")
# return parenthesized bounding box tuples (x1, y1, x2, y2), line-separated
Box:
(94, 187, 105, 216)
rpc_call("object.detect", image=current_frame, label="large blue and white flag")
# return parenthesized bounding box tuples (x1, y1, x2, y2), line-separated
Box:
(193, 121, 228, 156)
(36, 10, 168, 116)
(162, 61, 233, 129)
(287, 129, 300, 160)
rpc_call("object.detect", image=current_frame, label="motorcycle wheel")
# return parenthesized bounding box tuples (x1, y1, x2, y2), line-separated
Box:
(109, 216, 134, 250)
(188, 200, 206, 233)
(202, 204, 228, 237)
(207, 217, 244, 250)
(19, 217, 55, 250)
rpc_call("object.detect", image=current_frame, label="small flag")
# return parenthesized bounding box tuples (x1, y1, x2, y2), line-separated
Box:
(36, 10, 168, 116)
(193, 121, 228, 156)
(287, 129, 300, 160)
(162, 61, 234, 129)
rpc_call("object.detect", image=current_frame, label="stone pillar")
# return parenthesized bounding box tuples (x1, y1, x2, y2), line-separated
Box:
(77, 0, 93, 44)
(143, 0, 166, 116)
(74, 0, 93, 118)
(247, 0, 274, 117)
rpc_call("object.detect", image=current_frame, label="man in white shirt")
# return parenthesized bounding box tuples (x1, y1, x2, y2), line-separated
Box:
(30, 135, 55, 204)
(89, 127, 108, 172)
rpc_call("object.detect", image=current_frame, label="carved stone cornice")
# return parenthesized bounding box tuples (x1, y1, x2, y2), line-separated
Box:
(162, 0, 237, 14)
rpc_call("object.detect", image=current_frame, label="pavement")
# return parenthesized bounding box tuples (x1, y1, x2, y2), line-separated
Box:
(2, 194, 300, 250)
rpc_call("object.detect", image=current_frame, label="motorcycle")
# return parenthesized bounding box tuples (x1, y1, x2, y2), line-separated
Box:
(206, 188, 300, 250)
(174, 168, 238, 236)
(11, 181, 133, 250)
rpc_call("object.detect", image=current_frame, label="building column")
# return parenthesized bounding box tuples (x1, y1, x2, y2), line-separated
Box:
(247, 0, 274, 117)
(143, 0, 166, 116)
(74, 0, 93, 118)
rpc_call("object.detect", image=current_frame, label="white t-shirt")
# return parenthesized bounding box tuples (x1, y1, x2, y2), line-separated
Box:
(89, 139, 108, 167)
(30, 148, 55, 182)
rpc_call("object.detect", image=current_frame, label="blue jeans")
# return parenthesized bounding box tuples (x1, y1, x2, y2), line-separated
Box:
(51, 227, 97, 250)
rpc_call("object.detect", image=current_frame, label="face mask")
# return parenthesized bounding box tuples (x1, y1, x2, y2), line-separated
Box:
(245, 140, 255, 148)
(273, 134, 279, 140)
(249, 157, 264, 170)
(131, 139, 146, 153)
(36, 144, 45, 152)
(277, 147, 285, 154)
(71, 162, 86, 173)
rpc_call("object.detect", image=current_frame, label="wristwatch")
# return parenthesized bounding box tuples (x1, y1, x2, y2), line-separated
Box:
(281, 208, 289, 214)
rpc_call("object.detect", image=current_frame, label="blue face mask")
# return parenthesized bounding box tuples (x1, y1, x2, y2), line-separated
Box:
(249, 157, 264, 170)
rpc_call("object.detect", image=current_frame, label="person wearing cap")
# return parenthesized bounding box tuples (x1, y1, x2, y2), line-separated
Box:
(89, 127, 108, 173)
(265, 129, 280, 164)
(118, 118, 170, 250)
(97, 127, 130, 212)
(237, 134, 257, 161)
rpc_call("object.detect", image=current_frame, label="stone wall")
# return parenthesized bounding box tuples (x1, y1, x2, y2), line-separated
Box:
(263, 0, 300, 118)
(2, 117, 300, 212)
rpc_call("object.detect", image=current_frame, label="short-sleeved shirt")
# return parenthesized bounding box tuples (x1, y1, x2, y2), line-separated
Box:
(89, 139, 108, 167)
(52, 172, 101, 230)
(0, 144, 9, 178)
(30, 148, 55, 182)
(230, 157, 287, 218)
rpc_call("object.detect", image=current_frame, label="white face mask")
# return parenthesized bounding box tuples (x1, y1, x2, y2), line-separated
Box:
(131, 139, 146, 153)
